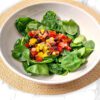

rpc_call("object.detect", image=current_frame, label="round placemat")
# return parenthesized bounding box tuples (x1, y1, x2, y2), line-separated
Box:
(0, 0, 100, 95)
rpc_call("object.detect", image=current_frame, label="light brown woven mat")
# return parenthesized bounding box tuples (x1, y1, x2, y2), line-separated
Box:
(0, 0, 100, 95)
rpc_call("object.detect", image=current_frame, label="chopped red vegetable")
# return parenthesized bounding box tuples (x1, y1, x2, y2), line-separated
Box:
(25, 30, 72, 62)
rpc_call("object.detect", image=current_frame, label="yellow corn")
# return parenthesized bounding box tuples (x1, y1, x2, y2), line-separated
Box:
(39, 43, 45, 50)
(43, 45, 48, 52)
(37, 52, 44, 58)
(43, 52, 48, 57)
(40, 29, 45, 34)
(36, 46, 39, 52)
(29, 38, 37, 46)
(46, 37, 54, 43)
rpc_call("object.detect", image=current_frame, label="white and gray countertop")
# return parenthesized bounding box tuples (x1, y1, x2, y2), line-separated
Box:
(0, 0, 100, 100)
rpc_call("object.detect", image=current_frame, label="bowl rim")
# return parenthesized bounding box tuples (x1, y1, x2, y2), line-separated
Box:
(0, 1, 100, 84)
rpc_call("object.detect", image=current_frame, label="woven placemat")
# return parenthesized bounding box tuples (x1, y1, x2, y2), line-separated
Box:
(0, 0, 100, 95)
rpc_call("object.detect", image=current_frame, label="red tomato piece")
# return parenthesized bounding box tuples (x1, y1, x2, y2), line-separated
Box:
(57, 34, 67, 40)
(28, 31, 35, 37)
(48, 31, 57, 38)
(25, 43, 30, 48)
(57, 46, 63, 52)
(50, 47, 55, 52)
(30, 48, 38, 57)
(36, 56, 43, 62)
(31, 51, 38, 57)
(61, 35, 67, 40)
(58, 42, 68, 48)
(65, 46, 72, 51)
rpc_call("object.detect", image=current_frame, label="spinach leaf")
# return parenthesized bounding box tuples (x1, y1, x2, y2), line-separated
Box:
(27, 64, 49, 75)
(23, 61, 30, 72)
(15, 17, 33, 36)
(14, 39, 21, 48)
(78, 47, 85, 57)
(67, 34, 75, 40)
(12, 45, 30, 61)
(49, 63, 65, 75)
(25, 20, 41, 33)
(12, 39, 30, 62)
(42, 11, 59, 30)
(61, 51, 86, 72)
(70, 42, 83, 48)
(73, 35, 86, 44)
(61, 50, 70, 56)
(62, 20, 79, 35)
(83, 40, 95, 57)
(38, 25, 47, 30)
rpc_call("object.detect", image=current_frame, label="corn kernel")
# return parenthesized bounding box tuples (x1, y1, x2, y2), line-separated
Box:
(39, 43, 45, 50)
(43, 46, 48, 52)
(36, 46, 40, 52)
(46, 39, 50, 43)
(40, 29, 45, 34)
(29, 38, 37, 46)
(43, 52, 48, 57)
(37, 52, 44, 58)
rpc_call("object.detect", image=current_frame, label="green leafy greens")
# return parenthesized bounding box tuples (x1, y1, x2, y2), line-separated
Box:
(12, 11, 95, 76)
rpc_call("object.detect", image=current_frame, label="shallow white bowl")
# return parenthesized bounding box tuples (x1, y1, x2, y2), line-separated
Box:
(0, 2, 100, 84)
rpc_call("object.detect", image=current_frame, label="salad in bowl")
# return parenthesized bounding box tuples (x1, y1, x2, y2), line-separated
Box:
(12, 11, 95, 76)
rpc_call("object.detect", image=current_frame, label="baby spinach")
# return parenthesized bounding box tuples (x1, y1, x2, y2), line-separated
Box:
(73, 35, 86, 44)
(25, 20, 41, 33)
(62, 20, 79, 35)
(49, 63, 65, 75)
(70, 42, 83, 48)
(12, 38, 30, 62)
(61, 51, 86, 72)
(83, 40, 95, 57)
(27, 64, 49, 75)
(15, 17, 33, 36)
(78, 47, 86, 57)
(42, 11, 59, 30)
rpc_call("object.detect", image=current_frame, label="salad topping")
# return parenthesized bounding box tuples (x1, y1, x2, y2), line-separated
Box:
(25, 30, 72, 62)
(12, 11, 95, 76)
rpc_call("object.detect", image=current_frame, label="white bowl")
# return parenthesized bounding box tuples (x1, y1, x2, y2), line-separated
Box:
(0, 2, 100, 84)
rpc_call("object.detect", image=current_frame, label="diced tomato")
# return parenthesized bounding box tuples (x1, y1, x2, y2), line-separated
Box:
(65, 46, 71, 51)
(30, 48, 38, 57)
(36, 56, 43, 62)
(28, 31, 35, 37)
(25, 43, 30, 48)
(57, 46, 63, 52)
(58, 42, 68, 48)
(48, 31, 57, 38)
(42, 32, 48, 38)
(57, 34, 67, 40)
(61, 35, 67, 40)
(31, 51, 38, 57)
(50, 47, 55, 52)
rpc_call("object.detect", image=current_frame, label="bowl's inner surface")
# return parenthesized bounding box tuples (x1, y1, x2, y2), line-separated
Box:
(0, 2, 100, 83)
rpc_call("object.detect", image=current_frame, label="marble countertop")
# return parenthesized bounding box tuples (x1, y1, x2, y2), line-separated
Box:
(0, 0, 100, 100)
